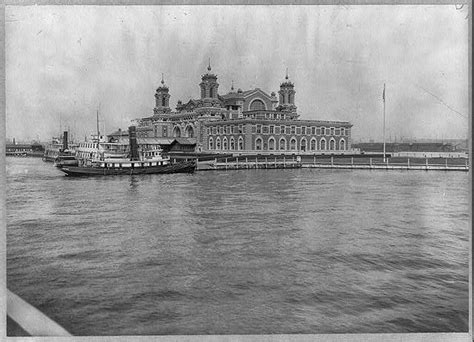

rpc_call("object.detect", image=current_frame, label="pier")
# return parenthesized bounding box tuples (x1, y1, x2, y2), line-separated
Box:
(194, 153, 469, 172)
(197, 156, 301, 171)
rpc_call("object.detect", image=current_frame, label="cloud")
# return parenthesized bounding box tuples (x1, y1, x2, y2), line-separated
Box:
(5, 5, 469, 142)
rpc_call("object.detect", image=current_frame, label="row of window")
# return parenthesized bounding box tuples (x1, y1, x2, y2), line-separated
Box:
(208, 136, 347, 151)
(207, 125, 347, 136)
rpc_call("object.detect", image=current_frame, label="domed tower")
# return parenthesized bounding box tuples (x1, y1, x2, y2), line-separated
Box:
(154, 74, 171, 114)
(199, 60, 220, 104)
(277, 69, 297, 112)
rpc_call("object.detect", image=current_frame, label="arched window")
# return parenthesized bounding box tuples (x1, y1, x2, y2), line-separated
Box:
(209, 87, 214, 98)
(339, 138, 346, 151)
(290, 138, 297, 151)
(255, 138, 262, 150)
(320, 138, 326, 150)
(329, 138, 336, 150)
(310, 138, 317, 151)
(216, 137, 221, 150)
(162, 97, 166, 107)
(223, 137, 228, 150)
(321, 127, 326, 135)
(279, 138, 286, 150)
(173, 126, 181, 138)
(268, 138, 275, 151)
(300, 138, 307, 152)
(238, 137, 244, 150)
(185, 126, 194, 138)
(230, 137, 235, 150)
(250, 99, 266, 111)
(208, 137, 214, 150)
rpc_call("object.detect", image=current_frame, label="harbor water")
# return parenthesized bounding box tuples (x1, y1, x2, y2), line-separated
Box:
(6, 157, 470, 335)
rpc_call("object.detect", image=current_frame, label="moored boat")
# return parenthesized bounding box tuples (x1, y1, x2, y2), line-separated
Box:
(57, 126, 196, 176)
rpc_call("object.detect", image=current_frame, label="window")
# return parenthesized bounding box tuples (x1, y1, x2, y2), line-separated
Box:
(208, 137, 214, 150)
(256, 125, 262, 134)
(216, 137, 221, 150)
(310, 139, 317, 150)
(339, 139, 346, 150)
(341, 128, 345, 136)
(330, 127, 335, 135)
(270, 125, 274, 134)
(163, 127, 168, 137)
(321, 127, 326, 135)
(302, 126, 306, 135)
(250, 99, 266, 111)
(263, 126, 269, 134)
(286, 127, 291, 134)
(223, 137, 228, 150)
(290, 138, 297, 150)
(255, 138, 262, 150)
(329, 138, 336, 150)
(252, 125, 256, 133)
(207, 127, 211, 135)
(279, 138, 286, 150)
(320, 138, 326, 150)
(238, 137, 244, 150)
(238, 125, 243, 134)
(268, 138, 275, 150)
(300, 138, 307, 152)
(311, 127, 316, 135)
(220, 127, 224, 134)
(212, 127, 217, 134)
(280, 125, 285, 134)
(296, 127, 301, 135)
(230, 138, 235, 150)
(291, 126, 296, 134)
(275, 127, 280, 134)
(335, 128, 341, 136)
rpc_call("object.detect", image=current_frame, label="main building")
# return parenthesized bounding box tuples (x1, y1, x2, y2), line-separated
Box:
(134, 63, 352, 154)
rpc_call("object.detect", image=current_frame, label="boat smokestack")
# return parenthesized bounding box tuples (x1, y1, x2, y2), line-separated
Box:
(62, 131, 68, 151)
(128, 126, 139, 161)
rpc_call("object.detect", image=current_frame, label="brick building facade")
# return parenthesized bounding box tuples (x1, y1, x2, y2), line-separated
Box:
(134, 64, 352, 154)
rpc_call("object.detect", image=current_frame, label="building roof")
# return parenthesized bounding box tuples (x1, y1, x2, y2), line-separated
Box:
(174, 137, 197, 145)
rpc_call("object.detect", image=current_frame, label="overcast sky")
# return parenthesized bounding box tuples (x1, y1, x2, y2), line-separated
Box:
(5, 5, 470, 142)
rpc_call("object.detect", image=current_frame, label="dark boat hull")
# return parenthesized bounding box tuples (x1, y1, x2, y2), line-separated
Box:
(59, 161, 196, 176)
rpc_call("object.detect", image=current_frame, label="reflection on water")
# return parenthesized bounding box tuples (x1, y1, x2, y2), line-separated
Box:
(6, 158, 470, 335)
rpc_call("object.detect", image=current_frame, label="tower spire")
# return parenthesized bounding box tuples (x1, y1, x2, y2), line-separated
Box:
(285, 68, 289, 80)
(161, 73, 164, 85)
(231, 80, 234, 91)
(208, 58, 211, 71)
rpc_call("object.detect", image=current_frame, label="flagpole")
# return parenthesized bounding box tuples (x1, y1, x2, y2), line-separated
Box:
(383, 83, 386, 163)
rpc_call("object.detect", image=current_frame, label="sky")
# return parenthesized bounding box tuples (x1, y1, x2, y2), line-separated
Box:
(5, 5, 470, 143)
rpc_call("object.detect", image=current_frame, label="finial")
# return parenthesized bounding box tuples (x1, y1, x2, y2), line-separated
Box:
(285, 68, 289, 80)
(161, 73, 164, 85)
(231, 80, 234, 91)
(208, 58, 211, 71)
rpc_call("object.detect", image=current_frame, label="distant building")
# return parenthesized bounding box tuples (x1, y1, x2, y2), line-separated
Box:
(134, 64, 353, 154)
(353, 142, 457, 153)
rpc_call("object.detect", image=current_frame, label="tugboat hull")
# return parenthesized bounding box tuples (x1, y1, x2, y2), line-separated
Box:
(59, 161, 196, 176)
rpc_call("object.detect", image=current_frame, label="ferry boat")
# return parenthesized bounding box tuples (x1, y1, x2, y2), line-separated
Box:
(43, 132, 77, 162)
(58, 126, 196, 176)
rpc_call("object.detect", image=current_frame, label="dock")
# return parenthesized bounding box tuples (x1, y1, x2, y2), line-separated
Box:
(195, 154, 469, 172)
(197, 156, 301, 171)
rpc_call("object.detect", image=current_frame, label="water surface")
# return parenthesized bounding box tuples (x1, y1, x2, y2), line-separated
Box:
(6, 158, 470, 335)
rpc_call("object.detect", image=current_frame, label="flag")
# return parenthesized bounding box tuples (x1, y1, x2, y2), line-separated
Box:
(382, 83, 385, 102)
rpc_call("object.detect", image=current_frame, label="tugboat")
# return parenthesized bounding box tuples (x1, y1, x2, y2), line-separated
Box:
(58, 126, 196, 176)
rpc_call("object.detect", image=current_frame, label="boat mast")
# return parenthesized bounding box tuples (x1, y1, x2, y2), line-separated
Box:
(96, 106, 100, 143)
(382, 83, 386, 163)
